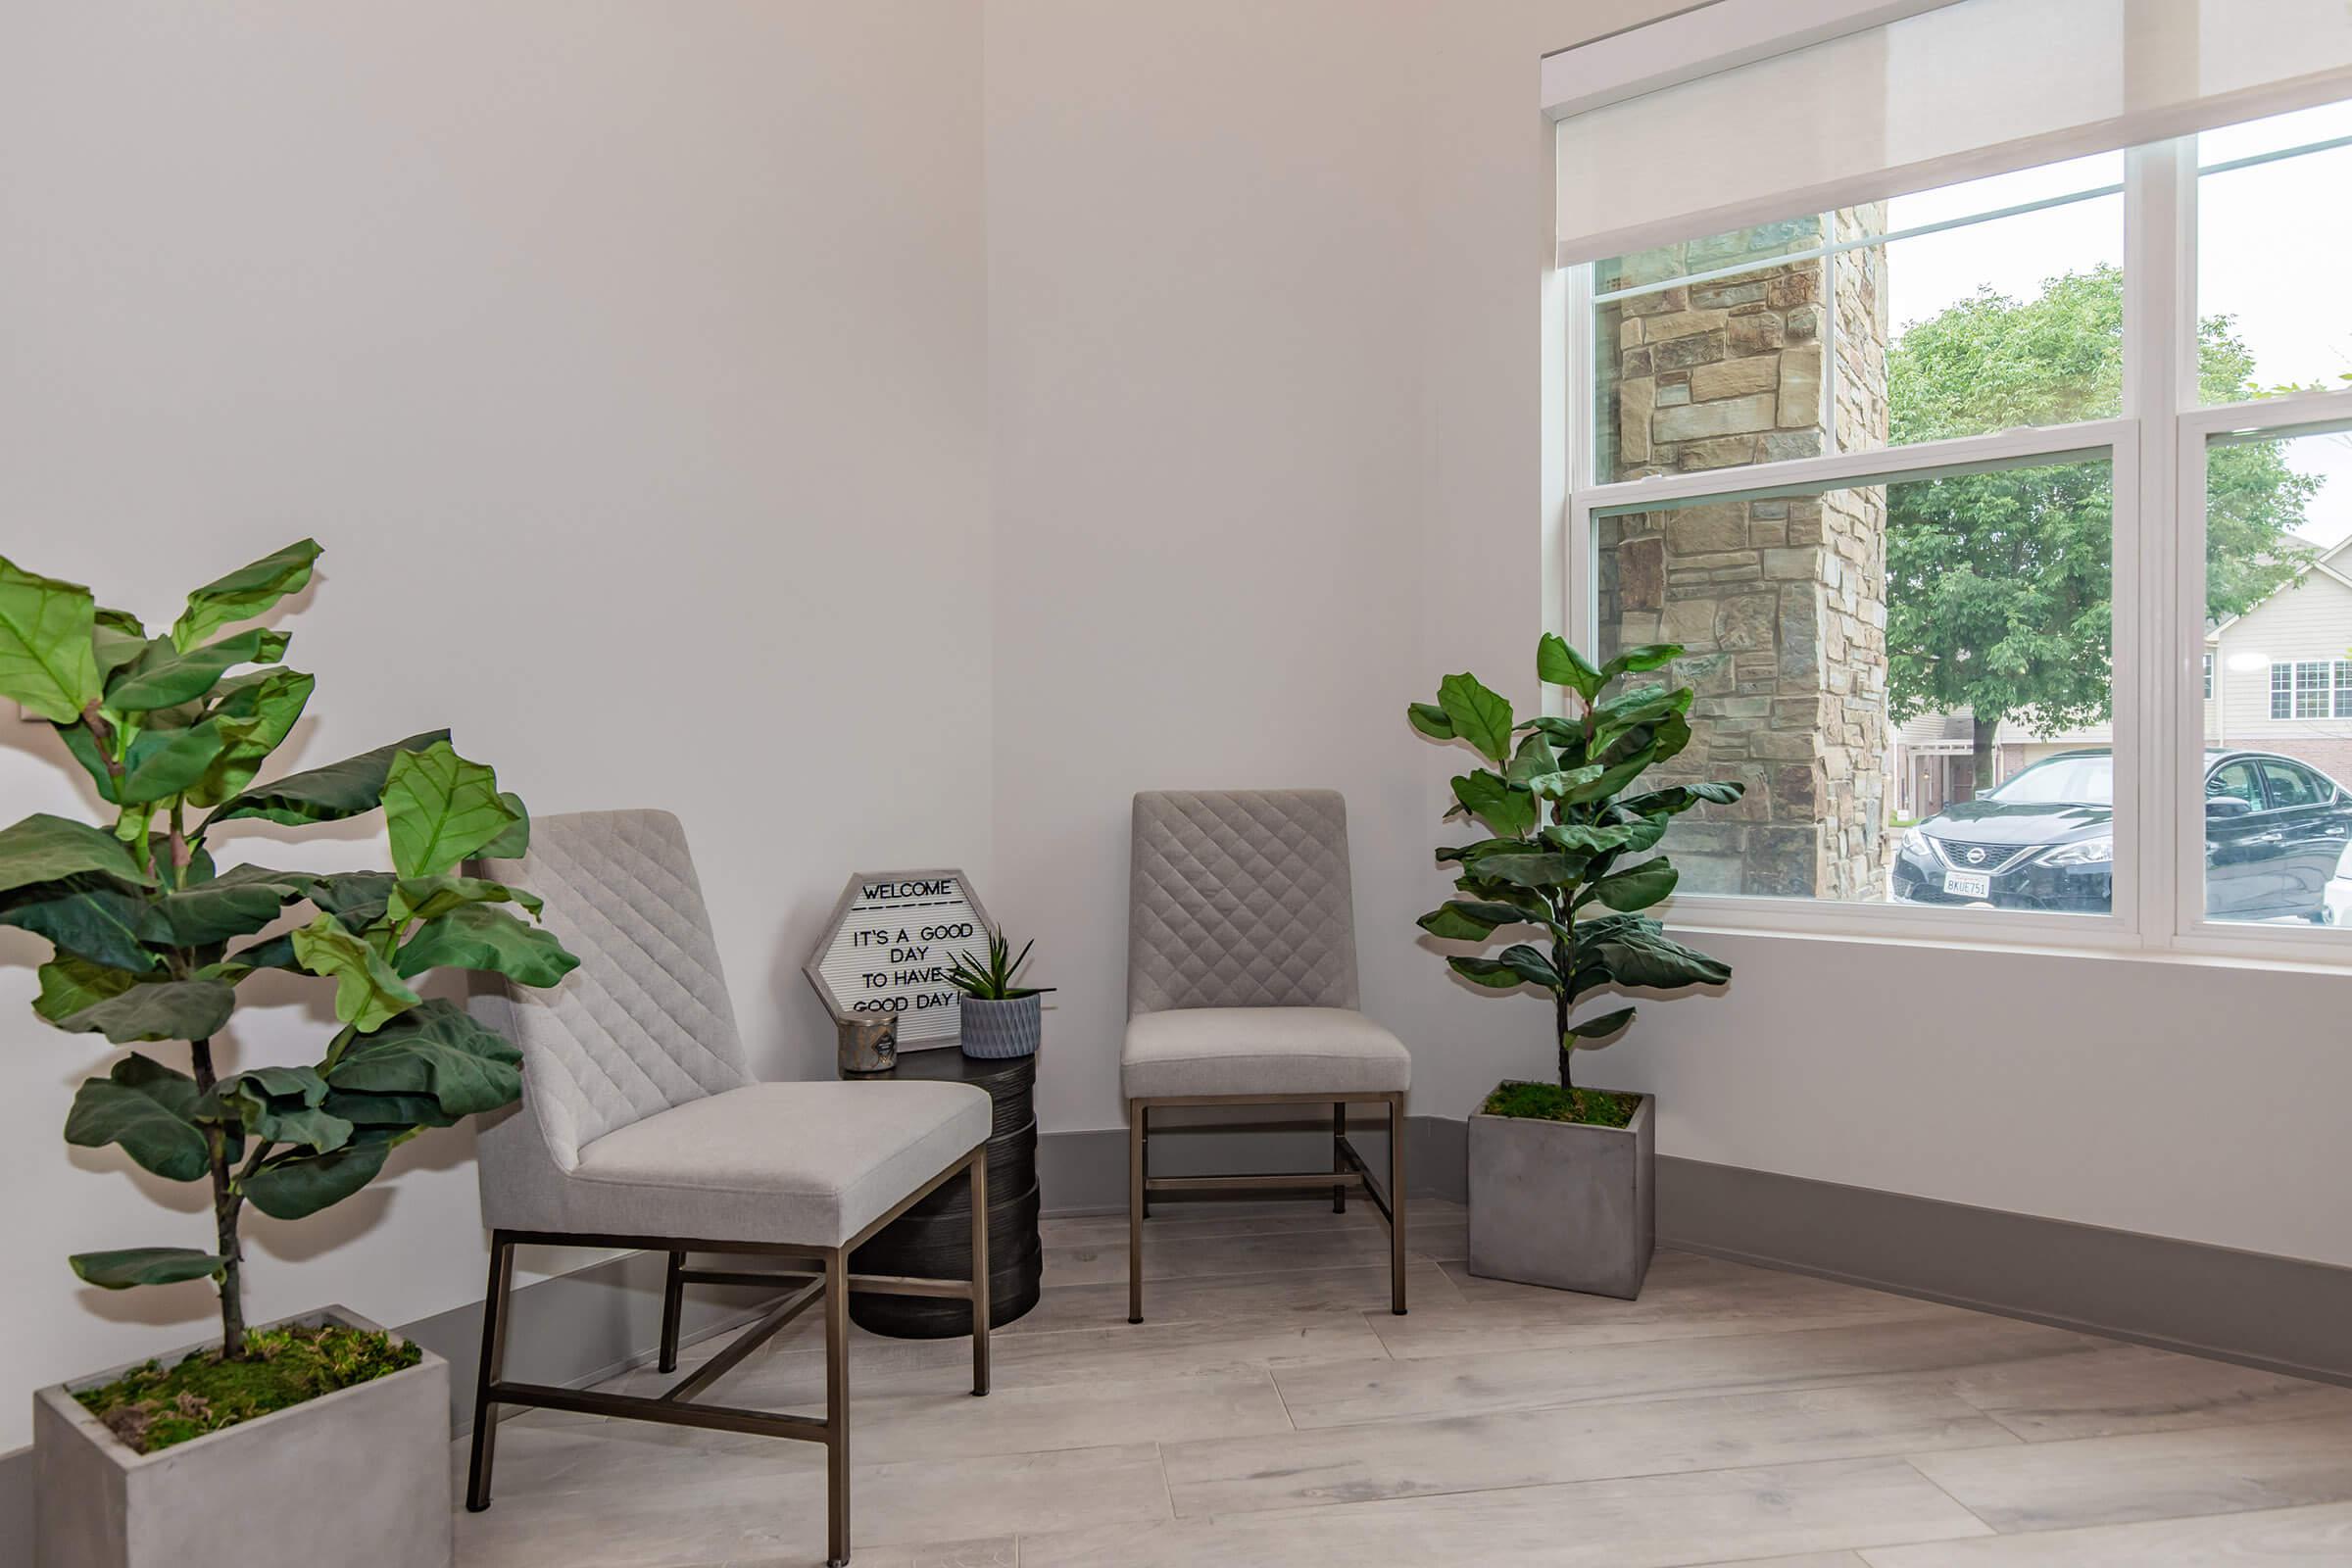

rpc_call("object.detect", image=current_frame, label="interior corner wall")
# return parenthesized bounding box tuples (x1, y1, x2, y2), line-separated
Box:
(0, 1, 988, 1448)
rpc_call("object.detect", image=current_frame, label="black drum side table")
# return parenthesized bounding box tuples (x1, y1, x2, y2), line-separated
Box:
(847, 1046, 1043, 1338)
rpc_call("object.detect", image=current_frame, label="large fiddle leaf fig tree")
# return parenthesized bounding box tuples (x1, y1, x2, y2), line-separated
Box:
(1409, 636, 1738, 1112)
(1, 540, 575, 1358)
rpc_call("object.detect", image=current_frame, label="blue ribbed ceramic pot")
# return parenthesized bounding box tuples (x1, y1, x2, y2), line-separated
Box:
(957, 994, 1042, 1059)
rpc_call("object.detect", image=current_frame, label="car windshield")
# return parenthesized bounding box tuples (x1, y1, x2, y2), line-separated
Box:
(1984, 755, 2114, 806)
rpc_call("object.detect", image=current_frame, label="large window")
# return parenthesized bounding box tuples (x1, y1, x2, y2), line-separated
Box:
(1562, 74, 2352, 955)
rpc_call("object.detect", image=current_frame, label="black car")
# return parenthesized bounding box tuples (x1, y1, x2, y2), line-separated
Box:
(1889, 749, 2352, 920)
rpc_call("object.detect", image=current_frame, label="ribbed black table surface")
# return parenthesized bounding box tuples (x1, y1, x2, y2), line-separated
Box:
(847, 1046, 1042, 1338)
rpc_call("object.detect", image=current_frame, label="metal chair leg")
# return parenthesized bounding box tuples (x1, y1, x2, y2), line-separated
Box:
(1332, 1102, 1348, 1213)
(657, 1249, 686, 1373)
(824, 1247, 851, 1568)
(465, 1232, 515, 1512)
(1390, 1092, 1408, 1316)
(1137, 1101, 1150, 1220)
(1127, 1101, 1146, 1324)
(969, 1148, 991, 1396)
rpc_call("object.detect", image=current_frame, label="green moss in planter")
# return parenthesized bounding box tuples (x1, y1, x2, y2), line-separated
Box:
(1481, 1081, 1641, 1129)
(74, 1323, 421, 1454)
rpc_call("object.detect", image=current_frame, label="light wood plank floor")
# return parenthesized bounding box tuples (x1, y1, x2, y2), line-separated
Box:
(454, 1197, 2352, 1567)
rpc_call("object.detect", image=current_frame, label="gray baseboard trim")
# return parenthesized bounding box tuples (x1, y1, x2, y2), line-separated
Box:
(1657, 1153, 2352, 1389)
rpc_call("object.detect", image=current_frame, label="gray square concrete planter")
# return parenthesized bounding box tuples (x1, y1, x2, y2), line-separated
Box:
(35, 1305, 452, 1568)
(1467, 1088, 1655, 1299)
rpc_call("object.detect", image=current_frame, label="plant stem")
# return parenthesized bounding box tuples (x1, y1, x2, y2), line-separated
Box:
(188, 1038, 248, 1360)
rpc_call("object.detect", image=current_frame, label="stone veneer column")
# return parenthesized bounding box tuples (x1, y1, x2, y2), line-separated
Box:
(1594, 211, 1890, 900)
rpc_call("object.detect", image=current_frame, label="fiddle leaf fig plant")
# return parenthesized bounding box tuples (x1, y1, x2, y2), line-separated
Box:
(1, 541, 576, 1360)
(1411, 635, 1739, 1116)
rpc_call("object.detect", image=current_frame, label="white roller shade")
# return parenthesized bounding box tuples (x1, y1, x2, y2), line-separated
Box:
(1555, 0, 2352, 264)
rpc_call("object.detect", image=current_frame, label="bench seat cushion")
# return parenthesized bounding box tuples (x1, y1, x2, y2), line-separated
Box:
(562, 1080, 991, 1248)
(1121, 1006, 1410, 1102)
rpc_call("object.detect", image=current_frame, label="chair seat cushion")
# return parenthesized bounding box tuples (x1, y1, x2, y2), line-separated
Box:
(1121, 1007, 1410, 1102)
(565, 1080, 991, 1248)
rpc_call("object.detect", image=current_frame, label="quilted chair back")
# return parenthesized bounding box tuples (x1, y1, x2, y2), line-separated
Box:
(470, 809, 751, 1187)
(1128, 790, 1361, 1016)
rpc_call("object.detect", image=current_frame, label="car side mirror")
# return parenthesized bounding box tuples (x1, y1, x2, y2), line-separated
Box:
(2206, 795, 2254, 819)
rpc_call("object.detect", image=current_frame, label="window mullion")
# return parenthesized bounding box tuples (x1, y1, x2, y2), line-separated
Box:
(2126, 139, 2196, 949)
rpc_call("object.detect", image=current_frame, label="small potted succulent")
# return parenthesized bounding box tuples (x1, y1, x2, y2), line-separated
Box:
(946, 926, 1052, 1059)
(5, 540, 576, 1568)
(1408, 634, 1738, 1298)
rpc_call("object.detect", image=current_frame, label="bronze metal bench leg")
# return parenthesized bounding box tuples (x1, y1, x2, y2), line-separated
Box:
(1332, 1102, 1348, 1214)
(1390, 1092, 1408, 1316)
(466, 1232, 515, 1512)
(825, 1246, 851, 1567)
(1127, 1100, 1146, 1324)
(658, 1249, 687, 1373)
(970, 1147, 991, 1396)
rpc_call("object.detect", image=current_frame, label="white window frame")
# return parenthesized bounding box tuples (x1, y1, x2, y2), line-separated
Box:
(1559, 129, 2352, 962)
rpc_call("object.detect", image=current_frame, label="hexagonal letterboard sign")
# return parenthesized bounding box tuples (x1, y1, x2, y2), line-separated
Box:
(805, 869, 992, 1046)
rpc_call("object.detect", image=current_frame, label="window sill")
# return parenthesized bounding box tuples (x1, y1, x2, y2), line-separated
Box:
(1661, 895, 2352, 976)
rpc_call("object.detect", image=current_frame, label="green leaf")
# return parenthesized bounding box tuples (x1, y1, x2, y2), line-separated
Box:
(1565, 1005, 1637, 1043)
(91, 621, 150, 681)
(1449, 944, 1562, 991)
(64, 1054, 211, 1181)
(171, 539, 320, 652)
(242, 1135, 393, 1220)
(1528, 763, 1606, 801)
(326, 998, 522, 1117)
(381, 741, 522, 880)
(1448, 770, 1536, 839)
(291, 913, 420, 1033)
(0, 813, 149, 895)
(1436, 673, 1514, 765)
(1599, 643, 1684, 680)
(1591, 858, 1679, 912)
(207, 729, 449, 828)
(0, 874, 154, 970)
(307, 870, 395, 928)
(1434, 837, 1527, 865)
(1504, 730, 1558, 788)
(1537, 632, 1602, 702)
(394, 903, 578, 986)
(206, 1064, 352, 1155)
(32, 955, 145, 1022)
(71, 1247, 224, 1289)
(1406, 702, 1455, 740)
(1474, 852, 1592, 889)
(54, 977, 237, 1044)
(385, 874, 542, 927)
(322, 1086, 458, 1130)
(1418, 903, 1502, 941)
(478, 794, 530, 859)
(137, 874, 305, 948)
(1620, 781, 1745, 817)
(1589, 916, 1733, 991)
(1448, 955, 1532, 990)
(186, 667, 316, 808)
(1544, 819, 1665, 857)
(104, 627, 288, 712)
(0, 557, 103, 722)
(111, 722, 230, 807)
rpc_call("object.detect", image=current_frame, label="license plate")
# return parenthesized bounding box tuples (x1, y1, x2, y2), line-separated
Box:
(1942, 870, 1992, 899)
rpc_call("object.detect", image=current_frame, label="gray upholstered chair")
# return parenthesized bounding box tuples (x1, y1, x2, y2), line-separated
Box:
(1123, 789, 1410, 1322)
(463, 809, 993, 1568)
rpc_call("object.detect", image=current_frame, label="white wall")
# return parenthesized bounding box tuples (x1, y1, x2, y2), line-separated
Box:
(0, 2, 987, 1446)
(982, 0, 2352, 1275)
